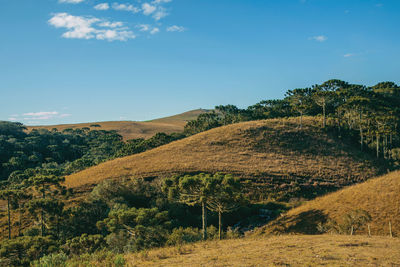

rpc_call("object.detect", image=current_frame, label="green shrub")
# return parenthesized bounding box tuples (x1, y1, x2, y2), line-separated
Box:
(0, 236, 58, 266)
(166, 227, 202, 246)
(63, 234, 106, 255)
(225, 227, 241, 239)
(317, 209, 372, 235)
(32, 252, 68, 267)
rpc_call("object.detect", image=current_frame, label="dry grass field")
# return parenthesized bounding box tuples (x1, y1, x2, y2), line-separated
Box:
(119, 235, 400, 266)
(26, 109, 209, 140)
(64, 117, 383, 200)
(257, 170, 400, 236)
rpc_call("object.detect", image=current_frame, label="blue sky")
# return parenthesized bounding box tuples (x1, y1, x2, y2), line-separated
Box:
(1, 0, 399, 125)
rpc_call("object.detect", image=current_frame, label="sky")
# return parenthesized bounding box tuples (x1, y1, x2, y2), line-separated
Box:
(1, 0, 400, 125)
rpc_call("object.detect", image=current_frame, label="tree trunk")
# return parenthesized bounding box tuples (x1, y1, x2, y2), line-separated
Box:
(359, 110, 363, 151)
(41, 186, 45, 237)
(19, 208, 22, 236)
(323, 103, 326, 128)
(7, 196, 11, 240)
(202, 201, 207, 240)
(218, 211, 222, 240)
(376, 133, 380, 158)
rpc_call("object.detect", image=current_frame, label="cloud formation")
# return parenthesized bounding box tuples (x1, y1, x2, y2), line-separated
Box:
(13, 111, 72, 121)
(94, 3, 109, 10)
(167, 25, 185, 32)
(53, 0, 184, 41)
(112, 3, 140, 13)
(310, 35, 328, 42)
(48, 13, 135, 41)
(59, 0, 85, 3)
(344, 53, 354, 58)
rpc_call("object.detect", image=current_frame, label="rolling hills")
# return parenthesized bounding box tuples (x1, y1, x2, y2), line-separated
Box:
(65, 117, 384, 200)
(257, 170, 400, 236)
(26, 109, 210, 140)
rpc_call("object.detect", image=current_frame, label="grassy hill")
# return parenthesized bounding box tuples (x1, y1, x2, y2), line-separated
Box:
(256, 170, 400, 236)
(149, 109, 211, 126)
(65, 117, 384, 200)
(26, 109, 210, 140)
(68, 235, 400, 266)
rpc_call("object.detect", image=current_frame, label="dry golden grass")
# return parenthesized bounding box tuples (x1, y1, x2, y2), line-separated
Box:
(64, 117, 382, 195)
(26, 109, 209, 140)
(123, 235, 400, 266)
(258, 170, 400, 236)
(149, 109, 211, 127)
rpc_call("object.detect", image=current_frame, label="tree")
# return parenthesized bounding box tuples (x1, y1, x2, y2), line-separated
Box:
(285, 88, 313, 128)
(206, 174, 244, 239)
(164, 174, 215, 240)
(97, 207, 170, 252)
(312, 81, 340, 128)
(25, 173, 65, 236)
(0, 189, 21, 239)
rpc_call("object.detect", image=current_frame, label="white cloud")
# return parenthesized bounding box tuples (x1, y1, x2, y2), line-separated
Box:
(136, 24, 151, 31)
(96, 30, 135, 41)
(167, 25, 185, 32)
(142, 3, 157, 15)
(99, 21, 124, 28)
(310, 35, 327, 42)
(136, 24, 160, 35)
(150, 27, 160, 34)
(152, 0, 172, 4)
(49, 13, 135, 41)
(59, 114, 72, 118)
(23, 111, 59, 117)
(16, 111, 71, 121)
(94, 3, 110, 10)
(344, 53, 354, 58)
(59, 0, 85, 3)
(112, 3, 140, 13)
(153, 8, 168, 20)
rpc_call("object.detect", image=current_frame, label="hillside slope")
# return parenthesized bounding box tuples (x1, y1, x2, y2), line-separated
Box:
(70, 235, 400, 266)
(26, 109, 209, 140)
(257, 170, 400, 236)
(65, 117, 383, 200)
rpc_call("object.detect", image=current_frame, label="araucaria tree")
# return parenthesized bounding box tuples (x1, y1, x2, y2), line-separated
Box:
(25, 172, 65, 236)
(164, 174, 214, 240)
(0, 188, 24, 239)
(206, 174, 243, 240)
(164, 173, 244, 240)
(285, 88, 313, 128)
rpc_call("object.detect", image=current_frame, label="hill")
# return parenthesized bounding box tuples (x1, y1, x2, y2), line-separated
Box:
(69, 235, 400, 266)
(257, 170, 400, 236)
(65, 117, 384, 200)
(26, 109, 210, 140)
(149, 109, 212, 126)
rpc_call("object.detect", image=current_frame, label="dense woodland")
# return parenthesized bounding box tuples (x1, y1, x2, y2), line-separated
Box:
(1, 79, 400, 266)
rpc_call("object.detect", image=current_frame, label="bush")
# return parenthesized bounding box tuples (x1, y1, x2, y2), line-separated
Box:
(166, 227, 202, 246)
(225, 227, 241, 239)
(317, 209, 372, 235)
(65, 250, 125, 267)
(0, 236, 58, 266)
(63, 234, 106, 255)
(32, 252, 68, 267)
(207, 225, 219, 240)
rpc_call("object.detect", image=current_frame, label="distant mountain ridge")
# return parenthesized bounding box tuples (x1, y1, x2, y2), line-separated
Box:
(26, 109, 211, 140)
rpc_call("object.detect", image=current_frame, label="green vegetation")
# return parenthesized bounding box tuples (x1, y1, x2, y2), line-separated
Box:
(0, 123, 185, 182)
(1, 79, 400, 265)
(185, 80, 400, 163)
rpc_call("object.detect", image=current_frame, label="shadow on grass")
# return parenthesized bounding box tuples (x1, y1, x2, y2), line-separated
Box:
(266, 209, 327, 235)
